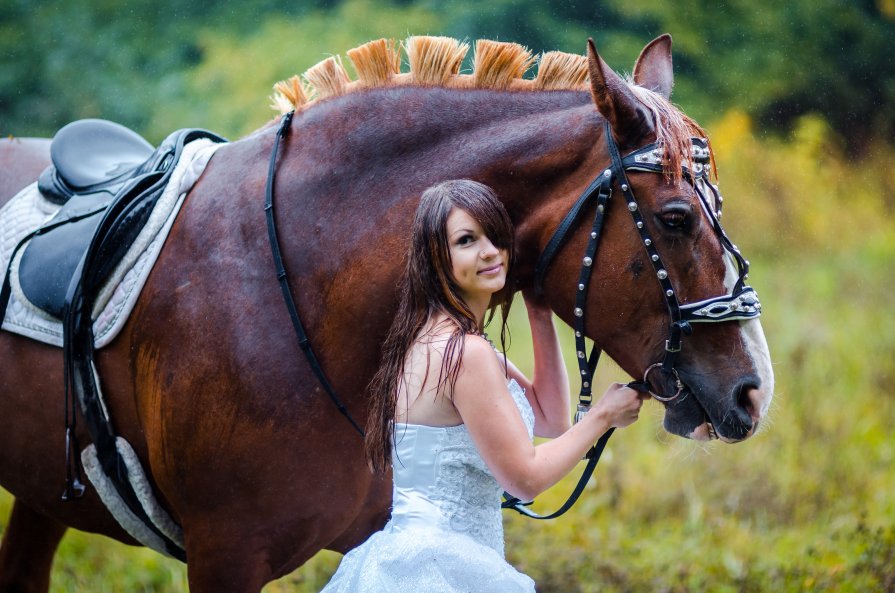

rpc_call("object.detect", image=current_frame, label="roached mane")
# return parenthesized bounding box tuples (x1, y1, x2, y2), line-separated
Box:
(269, 36, 715, 180)
(269, 37, 590, 111)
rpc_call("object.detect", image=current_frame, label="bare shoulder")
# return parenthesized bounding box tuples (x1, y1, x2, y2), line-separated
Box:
(461, 334, 499, 363)
(457, 334, 505, 387)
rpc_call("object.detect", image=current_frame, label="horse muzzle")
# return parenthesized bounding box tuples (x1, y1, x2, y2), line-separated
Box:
(661, 377, 766, 443)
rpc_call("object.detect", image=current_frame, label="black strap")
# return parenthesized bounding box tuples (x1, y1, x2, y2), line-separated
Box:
(603, 121, 693, 382)
(533, 170, 611, 296)
(502, 427, 614, 519)
(264, 112, 365, 437)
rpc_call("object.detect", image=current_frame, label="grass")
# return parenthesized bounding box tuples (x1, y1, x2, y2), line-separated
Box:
(1, 114, 893, 591)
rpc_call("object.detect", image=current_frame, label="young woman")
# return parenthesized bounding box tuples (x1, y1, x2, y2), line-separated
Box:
(321, 179, 646, 592)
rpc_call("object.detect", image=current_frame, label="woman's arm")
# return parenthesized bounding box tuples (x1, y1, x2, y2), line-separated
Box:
(505, 292, 571, 438)
(455, 336, 646, 502)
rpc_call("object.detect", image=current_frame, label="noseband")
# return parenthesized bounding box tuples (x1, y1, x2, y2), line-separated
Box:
(533, 120, 762, 413)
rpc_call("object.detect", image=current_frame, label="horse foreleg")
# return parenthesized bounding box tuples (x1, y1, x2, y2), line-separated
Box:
(0, 499, 67, 593)
(184, 539, 274, 593)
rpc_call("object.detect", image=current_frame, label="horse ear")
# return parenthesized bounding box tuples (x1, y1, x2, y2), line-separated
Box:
(632, 34, 674, 99)
(587, 38, 651, 144)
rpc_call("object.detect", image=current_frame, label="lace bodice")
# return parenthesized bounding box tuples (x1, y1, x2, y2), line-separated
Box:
(389, 379, 534, 555)
(319, 379, 537, 593)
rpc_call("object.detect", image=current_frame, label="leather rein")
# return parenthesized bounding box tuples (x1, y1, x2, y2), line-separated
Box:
(264, 113, 762, 520)
(265, 111, 365, 436)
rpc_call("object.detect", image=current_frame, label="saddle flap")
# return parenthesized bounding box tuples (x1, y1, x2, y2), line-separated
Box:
(18, 189, 114, 319)
(19, 209, 104, 319)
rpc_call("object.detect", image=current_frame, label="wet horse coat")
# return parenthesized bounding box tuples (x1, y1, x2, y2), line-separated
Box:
(0, 35, 773, 592)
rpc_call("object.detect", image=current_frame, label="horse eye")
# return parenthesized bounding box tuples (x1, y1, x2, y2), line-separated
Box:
(659, 205, 690, 229)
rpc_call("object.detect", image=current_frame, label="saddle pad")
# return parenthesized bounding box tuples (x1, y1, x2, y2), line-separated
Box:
(0, 138, 222, 347)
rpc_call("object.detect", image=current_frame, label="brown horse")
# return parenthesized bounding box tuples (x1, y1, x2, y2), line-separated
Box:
(0, 35, 773, 592)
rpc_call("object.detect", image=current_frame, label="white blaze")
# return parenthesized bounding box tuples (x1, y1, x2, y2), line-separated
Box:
(722, 251, 774, 416)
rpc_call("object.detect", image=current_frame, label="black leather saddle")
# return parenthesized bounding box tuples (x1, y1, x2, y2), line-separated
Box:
(0, 120, 226, 563)
(14, 119, 226, 318)
(38, 119, 157, 205)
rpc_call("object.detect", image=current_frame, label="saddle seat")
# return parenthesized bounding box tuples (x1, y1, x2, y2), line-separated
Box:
(37, 119, 155, 205)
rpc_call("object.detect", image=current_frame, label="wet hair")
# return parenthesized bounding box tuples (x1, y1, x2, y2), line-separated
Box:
(365, 179, 515, 472)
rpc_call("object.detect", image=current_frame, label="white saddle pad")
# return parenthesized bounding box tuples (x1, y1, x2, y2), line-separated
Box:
(0, 138, 223, 347)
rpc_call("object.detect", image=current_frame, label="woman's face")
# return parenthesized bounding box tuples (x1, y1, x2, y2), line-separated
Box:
(445, 207, 508, 308)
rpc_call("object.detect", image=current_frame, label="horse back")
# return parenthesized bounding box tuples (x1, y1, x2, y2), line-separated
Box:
(0, 137, 50, 204)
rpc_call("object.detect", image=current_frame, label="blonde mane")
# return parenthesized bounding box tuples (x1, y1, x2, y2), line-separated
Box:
(269, 36, 588, 111)
(270, 36, 713, 179)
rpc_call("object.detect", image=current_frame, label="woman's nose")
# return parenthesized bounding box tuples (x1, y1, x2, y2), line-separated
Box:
(479, 239, 499, 258)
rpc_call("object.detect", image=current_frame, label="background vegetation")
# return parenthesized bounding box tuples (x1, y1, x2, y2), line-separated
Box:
(1, 1, 893, 591)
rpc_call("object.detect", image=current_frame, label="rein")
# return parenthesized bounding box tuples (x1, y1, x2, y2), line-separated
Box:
(502, 120, 762, 519)
(265, 111, 365, 437)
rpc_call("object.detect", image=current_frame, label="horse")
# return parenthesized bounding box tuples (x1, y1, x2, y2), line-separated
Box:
(0, 34, 773, 592)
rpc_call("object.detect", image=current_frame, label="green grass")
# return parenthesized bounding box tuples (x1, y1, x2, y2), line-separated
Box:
(2, 117, 893, 591)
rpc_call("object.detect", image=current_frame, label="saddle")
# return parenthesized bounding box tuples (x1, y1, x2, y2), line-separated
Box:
(0, 119, 227, 562)
(37, 118, 156, 205)
(18, 120, 226, 318)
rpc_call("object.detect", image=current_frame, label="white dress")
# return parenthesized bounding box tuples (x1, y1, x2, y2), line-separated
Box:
(320, 379, 536, 592)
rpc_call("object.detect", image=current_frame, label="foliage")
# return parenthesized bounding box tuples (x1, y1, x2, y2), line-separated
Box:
(605, 0, 895, 153)
(3, 0, 894, 148)
(146, 0, 441, 139)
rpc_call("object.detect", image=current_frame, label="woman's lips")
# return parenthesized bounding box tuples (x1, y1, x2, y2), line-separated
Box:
(477, 263, 503, 275)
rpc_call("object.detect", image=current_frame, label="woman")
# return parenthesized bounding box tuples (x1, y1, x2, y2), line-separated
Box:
(321, 180, 646, 592)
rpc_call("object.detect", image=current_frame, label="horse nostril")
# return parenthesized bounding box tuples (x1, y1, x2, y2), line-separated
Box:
(737, 384, 762, 426)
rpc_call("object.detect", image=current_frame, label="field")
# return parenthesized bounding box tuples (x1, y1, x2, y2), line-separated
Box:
(1, 112, 893, 591)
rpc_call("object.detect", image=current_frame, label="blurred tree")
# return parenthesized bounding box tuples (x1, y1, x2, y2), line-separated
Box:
(149, 0, 442, 138)
(606, 0, 895, 153)
(2, 0, 893, 150)
(0, 0, 342, 140)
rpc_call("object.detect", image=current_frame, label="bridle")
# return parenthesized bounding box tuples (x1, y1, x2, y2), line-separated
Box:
(534, 120, 761, 405)
(501, 120, 762, 519)
(265, 111, 762, 519)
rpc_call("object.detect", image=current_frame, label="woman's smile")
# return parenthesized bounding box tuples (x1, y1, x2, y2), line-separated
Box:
(477, 262, 504, 276)
(446, 208, 508, 315)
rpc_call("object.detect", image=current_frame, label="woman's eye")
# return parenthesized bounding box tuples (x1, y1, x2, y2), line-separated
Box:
(456, 234, 475, 246)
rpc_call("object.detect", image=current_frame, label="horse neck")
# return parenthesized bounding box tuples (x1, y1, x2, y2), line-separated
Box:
(280, 86, 604, 268)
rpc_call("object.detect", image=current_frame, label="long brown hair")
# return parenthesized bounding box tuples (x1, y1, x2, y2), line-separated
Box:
(365, 179, 515, 472)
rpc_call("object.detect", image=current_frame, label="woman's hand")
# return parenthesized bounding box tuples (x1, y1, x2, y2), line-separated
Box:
(591, 382, 649, 429)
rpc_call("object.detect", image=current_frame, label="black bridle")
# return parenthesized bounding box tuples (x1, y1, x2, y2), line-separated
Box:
(502, 120, 762, 519)
(266, 112, 762, 520)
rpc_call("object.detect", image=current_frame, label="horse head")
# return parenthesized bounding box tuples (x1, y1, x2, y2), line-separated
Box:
(529, 36, 773, 443)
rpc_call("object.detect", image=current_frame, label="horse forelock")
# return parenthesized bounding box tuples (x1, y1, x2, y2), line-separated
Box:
(626, 82, 717, 182)
(268, 36, 590, 114)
